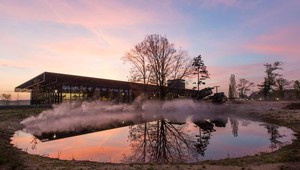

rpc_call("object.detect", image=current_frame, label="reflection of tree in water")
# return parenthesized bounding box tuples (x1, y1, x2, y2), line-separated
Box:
(193, 117, 228, 157)
(125, 122, 150, 163)
(124, 117, 231, 162)
(260, 123, 283, 150)
(30, 137, 38, 150)
(123, 119, 196, 163)
(230, 118, 239, 137)
(194, 120, 215, 156)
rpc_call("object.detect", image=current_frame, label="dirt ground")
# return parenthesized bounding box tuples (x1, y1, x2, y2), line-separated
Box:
(0, 101, 300, 170)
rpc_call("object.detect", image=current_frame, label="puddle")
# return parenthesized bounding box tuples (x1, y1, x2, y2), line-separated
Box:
(11, 117, 295, 163)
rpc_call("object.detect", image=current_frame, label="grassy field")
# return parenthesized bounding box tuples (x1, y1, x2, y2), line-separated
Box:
(0, 101, 300, 170)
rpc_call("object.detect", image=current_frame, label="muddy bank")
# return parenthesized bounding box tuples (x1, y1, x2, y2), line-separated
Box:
(0, 101, 300, 170)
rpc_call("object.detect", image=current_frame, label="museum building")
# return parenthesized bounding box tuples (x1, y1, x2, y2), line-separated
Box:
(15, 72, 195, 105)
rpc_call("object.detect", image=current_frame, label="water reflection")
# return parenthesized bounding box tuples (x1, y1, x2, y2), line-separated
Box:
(30, 137, 38, 150)
(194, 120, 215, 157)
(11, 117, 295, 163)
(230, 118, 239, 137)
(124, 120, 197, 163)
(260, 123, 284, 150)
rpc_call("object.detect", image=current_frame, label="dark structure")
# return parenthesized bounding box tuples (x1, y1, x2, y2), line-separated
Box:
(167, 79, 185, 89)
(192, 87, 214, 100)
(15, 72, 197, 105)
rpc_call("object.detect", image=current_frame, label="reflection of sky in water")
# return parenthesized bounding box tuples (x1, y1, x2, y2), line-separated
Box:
(11, 118, 295, 163)
(204, 122, 271, 159)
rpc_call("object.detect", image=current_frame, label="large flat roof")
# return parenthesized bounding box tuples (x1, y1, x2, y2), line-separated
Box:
(15, 72, 196, 94)
(15, 72, 160, 92)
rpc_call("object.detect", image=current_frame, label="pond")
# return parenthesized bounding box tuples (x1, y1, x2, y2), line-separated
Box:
(11, 118, 295, 163)
(10, 100, 296, 163)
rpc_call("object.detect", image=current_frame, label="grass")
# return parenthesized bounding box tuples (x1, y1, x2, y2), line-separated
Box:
(0, 108, 45, 169)
(0, 102, 300, 169)
(201, 107, 300, 167)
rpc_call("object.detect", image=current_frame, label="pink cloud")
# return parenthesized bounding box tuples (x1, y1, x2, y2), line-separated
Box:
(0, 5, 183, 96)
(182, 0, 238, 8)
(203, 0, 238, 6)
(39, 37, 110, 57)
(0, 0, 189, 56)
(0, 0, 182, 28)
(247, 25, 300, 59)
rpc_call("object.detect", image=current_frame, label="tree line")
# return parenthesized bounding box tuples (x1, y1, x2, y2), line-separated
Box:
(0, 93, 12, 105)
(124, 34, 299, 100)
(2, 34, 299, 104)
(229, 61, 300, 100)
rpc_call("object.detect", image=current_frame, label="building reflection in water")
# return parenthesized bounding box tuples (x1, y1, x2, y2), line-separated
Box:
(11, 116, 295, 163)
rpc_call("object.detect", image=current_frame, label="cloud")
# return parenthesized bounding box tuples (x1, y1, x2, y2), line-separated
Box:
(1, 0, 300, 97)
(247, 25, 300, 59)
(0, 0, 183, 27)
(200, 0, 239, 7)
(0, 0, 188, 79)
(39, 37, 109, 57)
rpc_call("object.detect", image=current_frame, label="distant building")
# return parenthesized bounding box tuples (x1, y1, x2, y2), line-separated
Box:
(15, 72, 195, 105)
(167, 79, 185, 89)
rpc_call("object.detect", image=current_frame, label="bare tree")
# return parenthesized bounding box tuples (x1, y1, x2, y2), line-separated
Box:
(237, 78, 254, 99)
(192, 55, 209, 91)
(294, 80, 300, 99)
(275, 77, 290, 99)
(123, 34, 194, 100)
(124, 122, 150, 163)
(1, 93, 12, 105)
(123, 42, 151, 85)
(257, 61, 282, 99)
(123, 120, 196, 163)
(228, 74, 236, 100)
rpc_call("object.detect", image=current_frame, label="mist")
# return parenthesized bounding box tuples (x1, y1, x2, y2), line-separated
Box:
(21, 98, 281, 135)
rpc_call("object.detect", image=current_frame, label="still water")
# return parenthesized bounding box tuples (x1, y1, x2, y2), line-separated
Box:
(11, 118, 295, 163)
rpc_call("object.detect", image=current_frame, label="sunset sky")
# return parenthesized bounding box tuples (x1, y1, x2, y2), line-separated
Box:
(1, 0, 300, 99)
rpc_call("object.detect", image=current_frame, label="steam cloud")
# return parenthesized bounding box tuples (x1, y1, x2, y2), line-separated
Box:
(21, 98, 282, 135)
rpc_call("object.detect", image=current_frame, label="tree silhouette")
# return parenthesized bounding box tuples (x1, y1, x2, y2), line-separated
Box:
(228, 74, 236, 100)
(192, 55, 209, 91)
(30, 137, 38, 150)
(237, 78, 254, 99)
(260, 123, 283, 150)
(123, 34, 194, 100)
(275, 77, 290, 99)
(194, 120, 215, 156)
(124, 122, 150, 163)
(122, 41, 152, 86)
(123, 120, 197, 163)
(294, 80, 300, 99)
(1, 93, 11, 105)
(258, 61, 282, 99)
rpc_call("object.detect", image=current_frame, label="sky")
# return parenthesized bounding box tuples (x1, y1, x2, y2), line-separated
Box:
(1, 0, 300, 100)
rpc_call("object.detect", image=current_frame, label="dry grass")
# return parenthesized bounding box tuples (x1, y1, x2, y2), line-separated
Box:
(0, 101, 300, 170)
